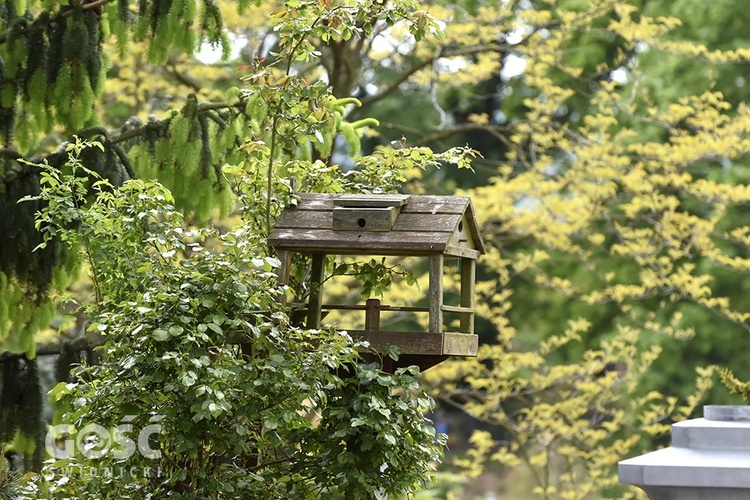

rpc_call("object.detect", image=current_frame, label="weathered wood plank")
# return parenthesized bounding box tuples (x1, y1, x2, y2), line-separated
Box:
(294, 194, 468, 214)
(321, 304, 430, 312)
(396, 213, 461, 231)
(345, 330, 478, 356)
(276, 249, 291, 306)
(333, 194, 410, 208)
(364, 299, 381, 331)
(275, 210, 462, 233)
(274, 209, 331, 229)
(449, 213, 472, 245)
(349, 330, 444, 355)
(268, 229, 449, 254)
(444, 245, 481, 259)
(332, 206, 398, 231)
(465, 198, 487, 254)
(441, 305, 474, 313)
(402, 198, 469, 215)
(442, 332, 478, 356)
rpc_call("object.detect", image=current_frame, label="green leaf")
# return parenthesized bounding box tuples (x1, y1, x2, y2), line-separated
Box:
(152, 328, 169, 341)
(264, 417, 278, 430)
(383, 433, 396, 446)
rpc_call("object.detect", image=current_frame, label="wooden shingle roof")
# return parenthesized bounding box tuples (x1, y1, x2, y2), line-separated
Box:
(269, 194, 486, 258)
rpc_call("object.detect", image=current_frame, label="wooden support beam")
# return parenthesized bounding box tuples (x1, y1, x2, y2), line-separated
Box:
(365, 298, 381, 331)
(460, 258, 476, 334)
(307, 254, 326, 329)
(429, 254, 443, 333)
(321, 304, 429, 312)
(441, 305, 475, 313)
(276, 249, 291, 306)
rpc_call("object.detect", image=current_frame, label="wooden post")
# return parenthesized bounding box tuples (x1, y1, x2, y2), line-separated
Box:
(460, 258, 476, 334)
(429, 254, 443, 333)
(365, 298, 381, 331)
(307, 254, 326, 329)
(276, 249, 291, 306)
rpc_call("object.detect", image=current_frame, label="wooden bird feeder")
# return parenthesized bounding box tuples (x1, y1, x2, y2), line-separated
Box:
(268, 194, 486, 372)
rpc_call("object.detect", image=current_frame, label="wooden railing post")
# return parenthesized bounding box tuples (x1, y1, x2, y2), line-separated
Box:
(460, 257, 476, 334)
(307, 254, 326, 329)
(429, 254, 443, 333)
(365, 298, 381, 331)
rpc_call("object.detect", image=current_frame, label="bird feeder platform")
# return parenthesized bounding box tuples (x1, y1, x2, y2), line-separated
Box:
(269, 193, 486, 372)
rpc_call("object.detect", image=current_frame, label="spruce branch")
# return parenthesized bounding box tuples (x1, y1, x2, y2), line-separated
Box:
(0, 0, 115, 45)
(109, 101, 240, 145)
(1, 100, 245, 186)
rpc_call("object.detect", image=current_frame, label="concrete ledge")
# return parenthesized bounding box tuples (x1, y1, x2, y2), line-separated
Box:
(638, 486, 750, 500)
(619, 447, 750, 489)
(705, 405, 750, 422)
(672, 418, 750, 450)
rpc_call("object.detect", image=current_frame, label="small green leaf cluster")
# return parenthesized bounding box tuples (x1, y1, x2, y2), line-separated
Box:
(289, 361, 443, 498)
(332, 258, 417, 299)
(272, 0, 443, 53)
(353, 146, 480, 193)
(22, 145, 443, 498)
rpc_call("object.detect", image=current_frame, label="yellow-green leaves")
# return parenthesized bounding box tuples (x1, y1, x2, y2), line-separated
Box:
(409, 0, 750, 497)
(428, 319, 685, 498)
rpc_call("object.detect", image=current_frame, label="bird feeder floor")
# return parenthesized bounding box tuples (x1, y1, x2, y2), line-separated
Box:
(345, 330, 478, 357)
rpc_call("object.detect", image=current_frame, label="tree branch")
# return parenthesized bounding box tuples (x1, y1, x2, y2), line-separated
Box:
(165, 62, 203, 92)
(0, 0, 115, 45)
(355, 43, 513, 116)
(0, 336, 104, 363)
(411, 122, 512, 147)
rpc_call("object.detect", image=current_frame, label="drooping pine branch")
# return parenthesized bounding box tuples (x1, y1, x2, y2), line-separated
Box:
(0, 0, 114, 46)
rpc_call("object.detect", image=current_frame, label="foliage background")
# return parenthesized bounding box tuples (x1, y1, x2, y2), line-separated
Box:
(2, 0, 750, 498)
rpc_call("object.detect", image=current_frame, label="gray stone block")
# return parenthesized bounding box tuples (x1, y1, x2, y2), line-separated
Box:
(672, 418, 750, 450)
(619, 405, 750, 499)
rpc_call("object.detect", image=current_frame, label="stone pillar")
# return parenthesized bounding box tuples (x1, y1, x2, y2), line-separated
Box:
(619, 406, 750, 499)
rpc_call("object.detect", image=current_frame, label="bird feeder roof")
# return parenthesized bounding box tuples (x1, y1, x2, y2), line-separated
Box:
(269, 194, 486, 258)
